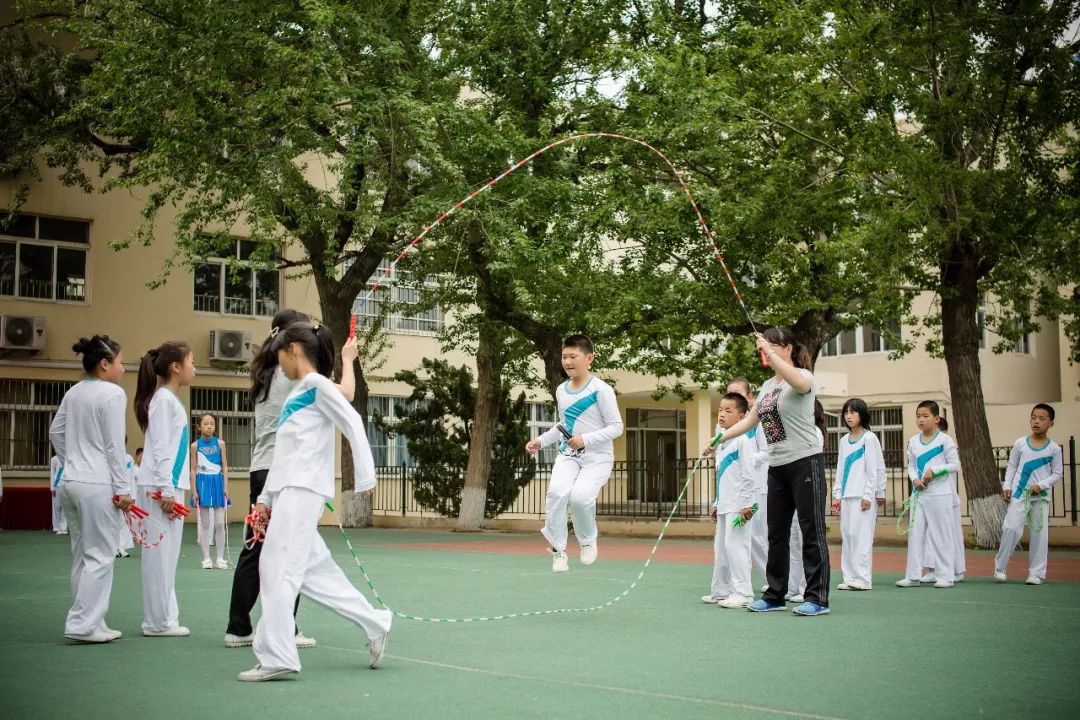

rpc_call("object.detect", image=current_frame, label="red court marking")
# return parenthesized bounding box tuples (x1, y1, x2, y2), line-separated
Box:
(374, 540, 1080, 582)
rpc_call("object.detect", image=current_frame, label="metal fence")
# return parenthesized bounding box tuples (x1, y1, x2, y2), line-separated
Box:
(372, 436, 1079, 525)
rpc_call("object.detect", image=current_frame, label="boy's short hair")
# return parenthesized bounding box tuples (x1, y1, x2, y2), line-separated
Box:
(1032, 403, 1056, 421)
(562, 334, 594, 355)
(721, 392, 749, 414)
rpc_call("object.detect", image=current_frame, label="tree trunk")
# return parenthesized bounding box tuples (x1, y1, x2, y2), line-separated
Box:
(793, 308, 838, 370)
(940, 255, 1003, 549)
(456, 321, 505, 530)
(322, 290, 373, 528)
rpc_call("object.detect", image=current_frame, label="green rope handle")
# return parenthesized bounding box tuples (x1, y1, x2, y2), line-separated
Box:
(732, 502, 759, 528)
(326, 454, 715, 623)
(1024, 494, 1047, 534)
(896, 490, 919, 536)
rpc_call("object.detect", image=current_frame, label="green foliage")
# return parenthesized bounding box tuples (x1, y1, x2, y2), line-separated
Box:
(376, 358, 535, 518)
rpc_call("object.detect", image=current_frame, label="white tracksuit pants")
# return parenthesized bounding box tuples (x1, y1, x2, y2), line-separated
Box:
(995, 498, 1049, 580)
(709, 513, 753, 598)
(139, 487, 185, 633)
(58, 482, 121, 635)
(254, 487, 392, 672)
(541, 455, 613, 553)
(52, 490, 68, 533)
(749, 491, 768, 577)
(839, 498, 876, 587)
(904, 493, 955, 583)
(789, 517, 806, 595)
(198, 506, 227, 562)
(951, 495, 967, 575)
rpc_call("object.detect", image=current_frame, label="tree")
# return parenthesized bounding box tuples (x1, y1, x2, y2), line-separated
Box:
(376, 357, 536, 518)
(2, 0, 470, 526)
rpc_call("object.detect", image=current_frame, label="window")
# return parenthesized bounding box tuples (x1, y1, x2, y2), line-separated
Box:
(820, 321, 900, 357)
(192, 238, 280, 317)
(0, 213, 89, 302)
(354, 260, 443, 334)
(1012, 314, 1033, 355)
(367, 396, 417, 467)
(0, 380, 76, 469)
(527, 402, 558, 464)
(976, 296, 988, 349)
(190, 388, 254, 471)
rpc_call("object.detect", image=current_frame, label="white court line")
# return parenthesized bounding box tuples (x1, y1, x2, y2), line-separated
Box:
(319, 644, 852, 720)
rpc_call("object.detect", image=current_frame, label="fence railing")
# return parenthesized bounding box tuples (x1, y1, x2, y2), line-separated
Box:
(372, 436, 1079, 525)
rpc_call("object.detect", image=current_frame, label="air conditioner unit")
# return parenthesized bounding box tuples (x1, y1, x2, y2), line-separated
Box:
(209, 329, 253, 363)
(0, 315, 47, 351)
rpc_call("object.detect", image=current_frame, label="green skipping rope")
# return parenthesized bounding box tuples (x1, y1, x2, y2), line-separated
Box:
(896, 468, 949, 535)
(327, 434, 726, 623)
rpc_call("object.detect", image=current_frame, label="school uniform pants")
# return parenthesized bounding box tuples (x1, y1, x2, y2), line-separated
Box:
(541, 454, 613, 553)
(58, 482, 120, 635)
(254, 486, 392, 672)
(839, 498, 877, 587)
(227, 470, 300, 637)
(710, 512, 753, 598)
(52, 489, 68, 533)
(995, 498, 1049, 580)
(903, 493, 955, 583)
(139, 486, 185, 632)
(749, 491, 769, 577)
(763, 454, 830, 607)
(951, 495, 967, 575)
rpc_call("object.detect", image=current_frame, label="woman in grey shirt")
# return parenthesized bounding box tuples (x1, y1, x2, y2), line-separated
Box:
(713, 327, 831, 616)
(224, 310, 358, 646)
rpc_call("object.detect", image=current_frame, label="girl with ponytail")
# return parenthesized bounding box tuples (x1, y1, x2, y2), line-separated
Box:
(710, 326, 832, 616)
(133, 340, 196, 637)
(48, 335, 130, 642)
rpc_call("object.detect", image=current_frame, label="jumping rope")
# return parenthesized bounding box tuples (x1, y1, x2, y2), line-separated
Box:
(320, 133, 764, 622)
(896, 469, 951, 535)
(1023, 493, 1047, 534)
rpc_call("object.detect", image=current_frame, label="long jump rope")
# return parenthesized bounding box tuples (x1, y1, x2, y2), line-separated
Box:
(294, 132, 764, 623)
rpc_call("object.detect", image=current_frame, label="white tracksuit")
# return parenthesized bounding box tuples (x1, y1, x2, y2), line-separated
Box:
(719, 422, 769, 577)
(115, 455, 136, 551)
(537, 376, 624, 554)
(50, 456, 68, 533)
(136, 387, 190, 633)
(995, 437, 1063, 580)
(902, 432, 961, 583)
(833, 431, 886, 587)
(708, 434, 757, 599)
(253, 372, 390, 673)
(48, 379, 129, 637)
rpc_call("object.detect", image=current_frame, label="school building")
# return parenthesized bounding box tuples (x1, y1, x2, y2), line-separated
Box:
(1, 163, 1076, 537)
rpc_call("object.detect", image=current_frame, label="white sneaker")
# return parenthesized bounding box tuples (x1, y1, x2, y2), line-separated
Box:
(849, 582, 871, 591)
(1026, 575, 1044, 586)
(837, 582, 851, 590)
(295, 632, 317, 649)
(368, 631, 389, 668)
(201, 559, 213, 570)
(101, 628, 122, 641)
(56, 531, 69, 536)
(224, 633, 254, 648)
(993, 570, 1007, 582)
(115, 549, 130, 558)
(719, 595, 752, 609)
(954, 573, 965, 583)
(552, 551, 569, 573)
(919, 571, 935, 583)
(580, 543, 598, 565)
(215, 560, 229, 570)
(701, 594, 725, 604)
(143, 626, 190, 637)
(895, 578, 920, 588)
(789, 593, 804, 603)
(237, 665, 297, 682)
(65, 631, 114, 643)
(933, 579, 954, 589)
(760, 584, 769, 594)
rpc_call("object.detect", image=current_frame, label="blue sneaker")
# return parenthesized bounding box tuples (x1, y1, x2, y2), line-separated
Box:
(746, 598, 788, 613)
(792, 601, 830, 616)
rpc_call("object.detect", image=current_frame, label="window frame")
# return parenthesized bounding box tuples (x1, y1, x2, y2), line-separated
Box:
(191, 237, 281, 319)
(353, 259, 444, 336)
(820, 321, 901, 357)
(0, 213, 90, 305)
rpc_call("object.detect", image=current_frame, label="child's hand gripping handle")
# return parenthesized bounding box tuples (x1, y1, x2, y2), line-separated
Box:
(151, 490, 190, 517)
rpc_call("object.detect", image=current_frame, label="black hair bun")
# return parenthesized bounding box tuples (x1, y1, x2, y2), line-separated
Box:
(72, 337, 92, 354)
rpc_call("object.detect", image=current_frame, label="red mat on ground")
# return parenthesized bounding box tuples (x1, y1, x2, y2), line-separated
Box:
(375, 538, 1080, 582)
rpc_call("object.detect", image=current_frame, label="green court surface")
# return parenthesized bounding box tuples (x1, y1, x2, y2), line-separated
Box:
(2, 528, 1078, 720)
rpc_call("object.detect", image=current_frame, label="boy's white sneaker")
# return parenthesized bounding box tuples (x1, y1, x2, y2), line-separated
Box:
(719, 595, 752, 609)
(895, 578, 920, 588)
(919, 571, 935, 583)
(237, 665, 296, 682)
(65, 631, 114, 643)
(580, 543, 598, 565)
(933, 579, 954, 589)
(143, 626, 190, 637)
(1026, 575, 1044, 586)
(552, 551, 569, 573)
(993, 570, 1007, 582)
(701, 594, 725, 604)
(295, 632, 318, 648)
(789, 593, 804, 603)
(954, 573, 965, 583)
(224, 633, 254, 647)
(368, 630, 389, 668)
(837, 583, 851, 590)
